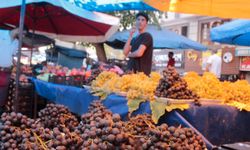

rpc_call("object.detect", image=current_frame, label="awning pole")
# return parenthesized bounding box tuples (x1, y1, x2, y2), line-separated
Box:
(15, 0, 26, 112)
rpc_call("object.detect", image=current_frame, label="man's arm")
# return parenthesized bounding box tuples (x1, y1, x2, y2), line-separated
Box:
(123, 27, 136, 57)
(127, 44, 146, 58)
(206, 56, 213, 72)
(206, 63, 211, 72)
(123, 36, 133, 57)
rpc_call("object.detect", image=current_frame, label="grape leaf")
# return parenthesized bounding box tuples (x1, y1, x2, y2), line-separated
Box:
(127, 98, 146, 113)
(227, 101, 250, 111)
(150, 101, 167, 124)
(165, 104, 189, 112)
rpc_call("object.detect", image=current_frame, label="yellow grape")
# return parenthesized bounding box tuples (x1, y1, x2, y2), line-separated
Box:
(184, 72, 250, 109)
(92, 71, 161, 101)
(91, 71, 118, 88)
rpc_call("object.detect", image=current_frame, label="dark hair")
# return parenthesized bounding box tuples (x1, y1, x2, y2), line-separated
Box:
(168, 52, 174, 57)
(136, 12, 149, 22)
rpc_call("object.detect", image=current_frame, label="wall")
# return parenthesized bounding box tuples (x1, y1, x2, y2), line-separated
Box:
(162, 15, 240, 75)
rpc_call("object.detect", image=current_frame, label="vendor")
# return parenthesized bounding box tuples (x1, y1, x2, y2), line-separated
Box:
(32, 61, 47, 75)
(167, 51, 175, 67)
(206, 48, 222, 79)
(123, 12, 153, 76)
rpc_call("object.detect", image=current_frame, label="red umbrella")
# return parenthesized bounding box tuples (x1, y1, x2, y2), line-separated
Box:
(0, 0, 120, 43)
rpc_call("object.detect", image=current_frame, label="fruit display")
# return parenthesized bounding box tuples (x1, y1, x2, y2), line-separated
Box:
(0, 101, 207, 149)
(85, 69, 102, 86)
(46, 126, 83, 150)
(91, 71, 161, 101)
(76, 101, 207, 150)
(0, 112, 82, 150)
(184, 72, 250, 111)
(12, 65, 33, 76)
(155, 67, 199, 100)
(6, 79, 34, 117)
(40, 65, 85, 77)
(11, 65, 32, 83)
(38, 103, 79, 131)
(0, 112, 44, 149)
(124, 114, 207, 150)
(76, 101, 134, 149)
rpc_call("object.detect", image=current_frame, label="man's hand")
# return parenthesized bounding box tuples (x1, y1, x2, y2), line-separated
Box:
(129, 26, 136, 38)
(124, 26, 136, 57)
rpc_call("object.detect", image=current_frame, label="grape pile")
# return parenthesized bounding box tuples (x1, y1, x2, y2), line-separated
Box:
(91, 71, 161, 101)
(184, 72, 250, 111)
(0, 112, 45, 149)
(47, 126, 83, 150)
(76, 101, 135, 150)
(5, 79, 34, 117)
(155, 67, 199, 99)
(38, 103, 79, 131)
(0, 101, 207, 149)
(124, 114, 207, 150)
(0, 112, 83, 150)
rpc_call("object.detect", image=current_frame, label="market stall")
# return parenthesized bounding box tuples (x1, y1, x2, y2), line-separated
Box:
(30, 77, 250, 148)
(211, 19, 250, 82)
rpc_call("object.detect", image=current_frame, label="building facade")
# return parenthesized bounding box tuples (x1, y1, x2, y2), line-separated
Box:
(160, 13, 247, 81)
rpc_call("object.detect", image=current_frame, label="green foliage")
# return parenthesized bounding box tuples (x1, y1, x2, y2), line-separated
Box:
(127, 98, 146, 113)
(108, 11, 167, 30)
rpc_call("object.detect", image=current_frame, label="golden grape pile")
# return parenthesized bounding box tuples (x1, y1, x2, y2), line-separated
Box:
(184, 72, 250, 110)
(91, 71, 161, 101)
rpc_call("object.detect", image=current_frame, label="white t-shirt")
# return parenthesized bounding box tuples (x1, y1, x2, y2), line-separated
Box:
(207, 54, 222, 78)
(0, 29, 18, 68)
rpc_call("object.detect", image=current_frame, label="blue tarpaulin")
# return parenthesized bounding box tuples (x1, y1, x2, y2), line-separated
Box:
(31, 78, 250, 148)
(107, 25, 207, 51)
(211, 20, 250, 46)
(65, 0, 156, 12)
(56, 46, 87, 58)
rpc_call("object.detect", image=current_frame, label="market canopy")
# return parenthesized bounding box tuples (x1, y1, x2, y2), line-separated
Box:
(23, 32, 54, 48)
(0, 0, 120, 43)
(144, 0, 250, 19)
(210, 20, 250, 46)
(107, 25, 207, 51)
(56, 46, 87, 58)
(65, 0, 156, 12)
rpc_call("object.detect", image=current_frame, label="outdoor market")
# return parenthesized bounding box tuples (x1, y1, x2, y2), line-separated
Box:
(0, 0, 250, 150)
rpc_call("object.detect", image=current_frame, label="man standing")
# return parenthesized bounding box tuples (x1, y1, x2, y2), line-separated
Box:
(0, 27, 24, 112)
(123, 12, 153, 76)
(167, 51, 175, 67)
(206, 48, 222, 78)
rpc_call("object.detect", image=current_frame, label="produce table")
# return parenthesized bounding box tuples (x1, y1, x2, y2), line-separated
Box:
(31, 78, 250, 148)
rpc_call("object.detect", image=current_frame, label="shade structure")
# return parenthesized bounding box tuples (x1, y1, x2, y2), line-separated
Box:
(65, 0, 156, 12)
(145, 0, 250, 19)
(0, 0, 120, 43)
(107, 25, 207, 51)
(22, 32, 54, 48)
(210, 20, 250, 46)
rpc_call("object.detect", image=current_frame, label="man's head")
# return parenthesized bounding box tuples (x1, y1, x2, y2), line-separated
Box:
(135, 12, 149, 32)
(168, 51, 174, 58)
(209, 44, 220, 54)
(211, 49, 218, 54)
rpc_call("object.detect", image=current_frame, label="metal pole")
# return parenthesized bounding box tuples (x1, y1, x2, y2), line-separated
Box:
(30, 28, 35, 65)
(30, 6, 36, 66)
(15, 0, 26, 112)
